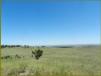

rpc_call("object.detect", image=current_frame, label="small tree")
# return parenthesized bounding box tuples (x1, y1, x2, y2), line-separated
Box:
(32, 48, 43, 60)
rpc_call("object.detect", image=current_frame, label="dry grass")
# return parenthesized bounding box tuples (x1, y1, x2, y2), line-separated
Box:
(1, 46, 101, 76)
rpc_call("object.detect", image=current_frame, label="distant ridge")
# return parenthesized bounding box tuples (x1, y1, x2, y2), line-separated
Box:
(1, 44, 100, 48)
(46, 44, 100, 48)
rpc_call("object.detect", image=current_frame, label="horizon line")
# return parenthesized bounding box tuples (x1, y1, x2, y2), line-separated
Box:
(1, 43, 100, 46)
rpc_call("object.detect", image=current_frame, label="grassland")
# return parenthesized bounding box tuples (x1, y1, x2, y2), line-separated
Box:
(1, 46, 101, 76)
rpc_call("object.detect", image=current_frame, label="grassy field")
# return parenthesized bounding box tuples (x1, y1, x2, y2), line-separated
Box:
(1, 46, 101, 76)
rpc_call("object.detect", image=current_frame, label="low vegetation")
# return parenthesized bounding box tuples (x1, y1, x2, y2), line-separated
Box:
(32, 48, 43, 60)
(1, 46, 101, 76)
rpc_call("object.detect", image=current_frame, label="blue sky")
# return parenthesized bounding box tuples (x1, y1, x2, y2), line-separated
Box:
(2, 0, 100, 45)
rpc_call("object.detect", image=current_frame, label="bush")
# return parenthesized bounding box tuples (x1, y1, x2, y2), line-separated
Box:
(32, 48, 43, 60)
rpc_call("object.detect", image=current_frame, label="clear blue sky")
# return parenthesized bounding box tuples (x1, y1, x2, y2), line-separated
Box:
(2, 0, 100, 45)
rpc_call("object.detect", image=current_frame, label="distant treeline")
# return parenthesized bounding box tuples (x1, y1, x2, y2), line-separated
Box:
(1, 45, 30, 48)
(1, 45, 47, 48)
(1, 44, 99, 48)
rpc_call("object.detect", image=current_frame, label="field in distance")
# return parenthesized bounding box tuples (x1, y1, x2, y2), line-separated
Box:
(1, 46, 101, 76)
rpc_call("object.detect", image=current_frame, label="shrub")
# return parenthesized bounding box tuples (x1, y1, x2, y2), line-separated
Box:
(32, 48, 43, 60)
